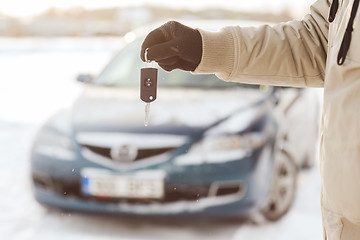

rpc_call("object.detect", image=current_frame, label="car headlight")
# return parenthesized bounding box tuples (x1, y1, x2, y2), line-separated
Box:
(33, 110, 76, 161)
(190, 132, 267, 153)
(174, 103, 271, 166)
(194, 103, 270, 153)
(174, 132, 267, 166)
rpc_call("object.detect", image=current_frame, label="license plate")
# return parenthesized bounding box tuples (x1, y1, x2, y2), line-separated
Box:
(81, 170, 165, 199)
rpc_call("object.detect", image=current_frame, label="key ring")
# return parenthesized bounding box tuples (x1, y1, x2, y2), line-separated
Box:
(145, 48, 151, 63)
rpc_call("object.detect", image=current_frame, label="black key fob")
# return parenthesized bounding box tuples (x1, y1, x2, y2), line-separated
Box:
(140, 67, 158, 103)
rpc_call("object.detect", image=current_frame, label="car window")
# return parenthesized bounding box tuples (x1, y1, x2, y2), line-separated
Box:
(93, 39, 261, 90)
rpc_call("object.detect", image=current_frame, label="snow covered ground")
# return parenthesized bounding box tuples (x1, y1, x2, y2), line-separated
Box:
(0, 38, 323, 240)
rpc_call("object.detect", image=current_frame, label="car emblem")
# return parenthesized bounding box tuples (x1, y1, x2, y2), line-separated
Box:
(110, 145, 138, 163)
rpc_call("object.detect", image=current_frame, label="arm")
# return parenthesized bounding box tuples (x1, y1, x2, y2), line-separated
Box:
(194, 0, 330, 87)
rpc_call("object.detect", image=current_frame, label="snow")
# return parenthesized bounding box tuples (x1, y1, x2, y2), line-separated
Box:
(0, 37, 122, 124)
(0, 38, 323, 239)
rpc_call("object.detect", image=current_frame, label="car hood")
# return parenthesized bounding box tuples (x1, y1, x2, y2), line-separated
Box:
(71, 85, 270, 135)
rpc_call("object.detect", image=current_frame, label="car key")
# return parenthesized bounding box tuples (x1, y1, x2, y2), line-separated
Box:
(140, 48, 158, 126)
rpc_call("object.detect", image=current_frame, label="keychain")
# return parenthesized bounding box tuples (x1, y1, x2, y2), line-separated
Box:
(140, 48, 158, 126)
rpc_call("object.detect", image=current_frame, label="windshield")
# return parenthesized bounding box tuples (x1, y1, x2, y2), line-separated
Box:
(93, 38, 261, 90)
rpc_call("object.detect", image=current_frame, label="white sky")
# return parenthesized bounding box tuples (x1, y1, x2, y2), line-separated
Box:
(0, 0, 316, 18)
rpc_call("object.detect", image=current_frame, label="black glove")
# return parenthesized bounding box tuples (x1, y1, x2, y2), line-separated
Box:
(140, 21, 202, 72)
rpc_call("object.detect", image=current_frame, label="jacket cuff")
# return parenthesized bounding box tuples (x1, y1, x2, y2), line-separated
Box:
(193, 27, 235, 80)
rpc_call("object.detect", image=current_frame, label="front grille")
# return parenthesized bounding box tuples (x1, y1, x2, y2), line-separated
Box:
(83, 145, 111, 158)
(215, 184, 245, 196)
(32, 173, 81, 199)
(165, 185, 210, 202)
(76, 132, 188, 164)
(82, 144, 175, 162)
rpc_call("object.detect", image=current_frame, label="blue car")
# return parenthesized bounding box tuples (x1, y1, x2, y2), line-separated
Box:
(31, 34, 312, 221)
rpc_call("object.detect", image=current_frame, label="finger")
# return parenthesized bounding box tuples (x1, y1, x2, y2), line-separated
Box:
(158, 63, 176, 72)
(178, 59, 197, 71)
(147, 40, 180, 62)
(158, 59, 185, 72)
(140, 28, 166, 62)
(161, 59, 196, 72)
(157, 56, 180, 66)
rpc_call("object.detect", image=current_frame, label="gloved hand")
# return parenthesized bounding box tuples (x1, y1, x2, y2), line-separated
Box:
(140, 21, 202, 72)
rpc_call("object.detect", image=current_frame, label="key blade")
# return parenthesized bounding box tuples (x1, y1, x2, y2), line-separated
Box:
(144, 103, 150, 127)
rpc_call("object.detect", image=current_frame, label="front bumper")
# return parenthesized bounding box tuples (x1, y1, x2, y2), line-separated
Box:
(33, 184, 254, 217)
(31, 140, 275, 217)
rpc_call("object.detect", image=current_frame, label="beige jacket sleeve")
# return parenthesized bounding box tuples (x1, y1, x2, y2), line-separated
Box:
(194, 0, 330, 88)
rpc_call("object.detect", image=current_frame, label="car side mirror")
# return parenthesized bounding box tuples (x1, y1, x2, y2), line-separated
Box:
(76, 74, 94, 84)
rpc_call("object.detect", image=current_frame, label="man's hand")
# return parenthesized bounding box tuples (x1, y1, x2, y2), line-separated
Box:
(140, 21, 202, 72)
